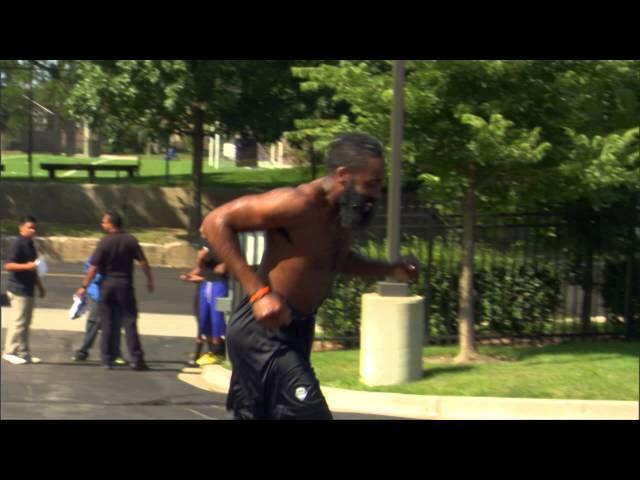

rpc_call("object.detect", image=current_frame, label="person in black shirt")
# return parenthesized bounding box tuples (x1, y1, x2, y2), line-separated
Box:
(76, 211, 154, 370)
(2, 216, 46, 365)
(180, 240, 228, 366)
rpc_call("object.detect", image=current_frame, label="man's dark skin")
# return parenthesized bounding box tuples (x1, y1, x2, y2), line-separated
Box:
(201, 155, 419, 329)
(76, 214, 154, 298)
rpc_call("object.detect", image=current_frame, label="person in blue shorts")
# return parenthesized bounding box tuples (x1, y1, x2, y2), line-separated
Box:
(180, 241, 228, 366)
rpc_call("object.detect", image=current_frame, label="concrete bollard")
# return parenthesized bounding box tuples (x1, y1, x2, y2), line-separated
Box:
(360, 292, 425, 386)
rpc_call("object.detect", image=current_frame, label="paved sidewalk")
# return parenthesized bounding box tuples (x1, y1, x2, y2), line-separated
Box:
(3, 307, 638, 420)
(1, 306, 195, 338)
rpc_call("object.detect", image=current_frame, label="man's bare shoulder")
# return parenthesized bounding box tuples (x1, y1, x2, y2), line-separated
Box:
(258, 181, 323, 211)
(204, 180, 326, 232)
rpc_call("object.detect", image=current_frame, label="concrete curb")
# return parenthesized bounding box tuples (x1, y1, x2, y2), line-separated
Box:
(200, 365, 639, 420)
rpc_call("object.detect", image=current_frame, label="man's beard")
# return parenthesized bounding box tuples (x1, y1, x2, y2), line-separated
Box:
(339, 182, 376, 230)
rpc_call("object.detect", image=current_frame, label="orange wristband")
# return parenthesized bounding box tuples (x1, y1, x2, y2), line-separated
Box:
(249, 286, 271, 304)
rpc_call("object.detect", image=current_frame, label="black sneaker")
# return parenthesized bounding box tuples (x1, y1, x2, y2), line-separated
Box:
(72, 352, 88, 362)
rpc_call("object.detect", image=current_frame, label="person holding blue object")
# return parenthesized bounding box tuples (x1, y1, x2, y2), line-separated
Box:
(71, 254, 125, 365)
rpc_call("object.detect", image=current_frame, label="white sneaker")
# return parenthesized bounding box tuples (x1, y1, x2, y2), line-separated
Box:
(2, 353, 28, 365)
(27, 356, 42, 364)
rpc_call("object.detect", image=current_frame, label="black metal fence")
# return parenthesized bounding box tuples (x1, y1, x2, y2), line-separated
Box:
(315, 204, 639, 347)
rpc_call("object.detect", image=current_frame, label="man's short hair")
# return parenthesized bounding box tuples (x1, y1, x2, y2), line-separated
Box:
(19, 215, 37, 225)
(105, 210, 123, 229)
(325, 133, 384, 172)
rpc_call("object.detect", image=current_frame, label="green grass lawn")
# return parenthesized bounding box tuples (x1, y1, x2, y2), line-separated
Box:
(308, 341, 640, 401)
(0, 153, 316, 188)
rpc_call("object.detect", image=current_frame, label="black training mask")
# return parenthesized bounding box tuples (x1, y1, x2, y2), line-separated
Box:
(339, 182, 376, 230)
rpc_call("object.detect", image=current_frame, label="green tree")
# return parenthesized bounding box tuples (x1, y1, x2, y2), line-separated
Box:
(288, 60, 639, 360)
(1, 60, 98, 157)
(1, 60, 35, 150)
(523, 62, 640, 334)
(65, 60, 310, 233)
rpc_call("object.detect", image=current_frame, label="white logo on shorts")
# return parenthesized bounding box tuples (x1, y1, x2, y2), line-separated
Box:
(295, 386, 309, 401)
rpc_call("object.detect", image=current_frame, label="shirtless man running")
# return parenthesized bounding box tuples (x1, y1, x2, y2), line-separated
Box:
(201, 132, 419, 420)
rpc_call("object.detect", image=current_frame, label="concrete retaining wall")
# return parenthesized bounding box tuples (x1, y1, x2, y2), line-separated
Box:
(0, 181, 257, 229)
(0, 236, 197, 268)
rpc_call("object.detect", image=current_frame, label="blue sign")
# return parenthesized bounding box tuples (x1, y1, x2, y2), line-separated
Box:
(165, 147, 177, 160)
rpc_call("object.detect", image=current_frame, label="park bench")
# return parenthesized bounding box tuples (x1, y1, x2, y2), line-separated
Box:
(40, 163, 139, 182)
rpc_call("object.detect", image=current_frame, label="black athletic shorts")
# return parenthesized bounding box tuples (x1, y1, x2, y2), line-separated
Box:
(225, 297, 332, 420)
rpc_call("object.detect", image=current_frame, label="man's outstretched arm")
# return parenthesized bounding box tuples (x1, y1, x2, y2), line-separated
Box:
(339, 251, 419, 282)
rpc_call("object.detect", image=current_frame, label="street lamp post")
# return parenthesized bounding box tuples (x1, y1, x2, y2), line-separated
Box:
(378, 59, 407, 296)
(360, 60, 424, 387)
(0, 71, 4, 166)
(28, 63, 34, 181)
(386, 59, 405, 265)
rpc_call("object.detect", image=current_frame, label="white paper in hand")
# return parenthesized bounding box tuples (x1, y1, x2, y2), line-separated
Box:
(69, 295, 87, 320)
(35, 257, 48, 277)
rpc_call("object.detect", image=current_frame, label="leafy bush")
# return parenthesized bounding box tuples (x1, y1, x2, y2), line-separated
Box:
(317, 235, 563, 343)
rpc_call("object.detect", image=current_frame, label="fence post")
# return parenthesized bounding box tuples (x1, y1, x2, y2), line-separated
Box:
(28, 64, 34, 181)
(580, 216, 594, 334)
(424, 235, 434, 344)
(165, 152, 170, 185)
(624, 194, 638, 340)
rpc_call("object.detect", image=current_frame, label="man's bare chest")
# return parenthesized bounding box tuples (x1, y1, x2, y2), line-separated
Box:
(269, 224, 348, 269)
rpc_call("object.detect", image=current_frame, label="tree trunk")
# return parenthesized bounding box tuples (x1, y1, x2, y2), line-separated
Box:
(46, 115, 61, 155)
(235, 137, 258, 167)
(455, 177, 480, 363)
(89, 131, 101, 157)
(189, 107, 205, 235)
(83, 120, 90, 157)
(64, 119, 76, 156)
(308, 139, 318, 179)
